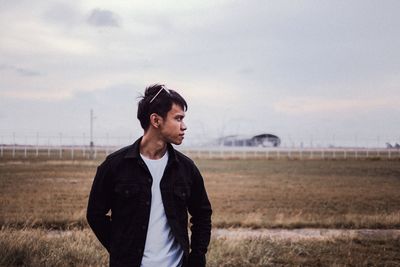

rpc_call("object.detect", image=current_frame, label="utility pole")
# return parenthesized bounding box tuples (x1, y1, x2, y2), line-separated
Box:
(90, 109, 95, 159)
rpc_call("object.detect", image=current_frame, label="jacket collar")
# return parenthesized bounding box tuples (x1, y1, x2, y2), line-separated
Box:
(124, 136, 179, 163)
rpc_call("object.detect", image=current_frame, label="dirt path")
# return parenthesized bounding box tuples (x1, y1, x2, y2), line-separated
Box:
(212, 228, 400, 241)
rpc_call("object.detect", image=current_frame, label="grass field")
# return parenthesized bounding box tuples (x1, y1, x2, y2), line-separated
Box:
(0, 157, 399, 266)
(1, 158, 399, 229)
(1, 228, 399, 267)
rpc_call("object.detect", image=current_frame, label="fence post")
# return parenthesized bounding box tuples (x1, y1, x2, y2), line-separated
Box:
(36, 133, 39, 157)
(0, 136, 3, 157)
(12, 133, 16, 158)
(48, 138, 51, 158)
(59, 133, 63, 159)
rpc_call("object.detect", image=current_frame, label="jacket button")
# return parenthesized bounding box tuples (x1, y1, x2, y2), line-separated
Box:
(145, 201, 150, 206)
(142, 225, 146, 230)
(148, 179, 152, 183)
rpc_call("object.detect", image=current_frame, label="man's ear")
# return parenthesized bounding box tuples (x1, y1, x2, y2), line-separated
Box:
(150, 113, 161, 128)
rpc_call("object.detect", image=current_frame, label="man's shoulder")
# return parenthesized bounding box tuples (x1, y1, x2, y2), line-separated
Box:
(174, 149, 197, 168)
(175, 149, 194, 164)
(105, 144, 133, 161)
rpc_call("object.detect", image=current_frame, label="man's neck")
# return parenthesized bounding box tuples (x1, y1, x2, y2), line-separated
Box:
(140, 131, 168, 160)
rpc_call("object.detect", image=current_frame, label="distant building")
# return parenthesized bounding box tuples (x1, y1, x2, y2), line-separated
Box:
(218, 134, 281, 147)
(386, 142, 400, 149)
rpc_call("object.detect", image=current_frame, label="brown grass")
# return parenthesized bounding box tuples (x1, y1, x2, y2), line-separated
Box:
(200, 159, 400, 228)
(0, 228, 399, 267)
(0, 228, 108, 267)
(0, 160, 96, 228)
(1, 158, 400, 229)
(1, 157, 400, 266)
(208, 236, 400, 266)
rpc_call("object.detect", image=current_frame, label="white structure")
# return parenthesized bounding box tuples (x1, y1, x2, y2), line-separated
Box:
(217, 134, 281, 147)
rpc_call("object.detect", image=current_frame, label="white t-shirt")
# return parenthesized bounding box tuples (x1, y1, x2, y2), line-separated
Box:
(140, 151, 183, 267)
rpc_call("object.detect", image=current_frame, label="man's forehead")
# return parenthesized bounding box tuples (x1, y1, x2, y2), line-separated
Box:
(169, 103, 185, 116)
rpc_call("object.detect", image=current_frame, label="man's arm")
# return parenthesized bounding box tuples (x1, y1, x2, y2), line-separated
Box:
(187, 165, 212, 267)
(86, 160, 113, 252)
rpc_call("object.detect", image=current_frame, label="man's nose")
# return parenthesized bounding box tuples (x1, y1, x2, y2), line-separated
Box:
(181, 122, 187, 131)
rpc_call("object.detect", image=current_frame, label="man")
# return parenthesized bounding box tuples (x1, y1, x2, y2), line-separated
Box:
(87, 84, 212, 267)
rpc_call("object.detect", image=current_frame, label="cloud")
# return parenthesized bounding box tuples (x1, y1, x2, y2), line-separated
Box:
(1, 1, 400, 141)
(273, 97, 400, 114)
(42, 2, 82, 27)
(0, 65, 41, 77)
(87, 8, 120, 27)
(15, 68, 41, 77)
(0, 89, 72, 101)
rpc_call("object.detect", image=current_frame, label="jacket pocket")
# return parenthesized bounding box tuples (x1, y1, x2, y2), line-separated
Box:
(114, 183, 139, 198)
(113, 184, 140, 219)
(173, 185, 191, 201)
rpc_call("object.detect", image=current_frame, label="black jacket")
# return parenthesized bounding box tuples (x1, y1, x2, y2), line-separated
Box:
(87, 137, 212, 267)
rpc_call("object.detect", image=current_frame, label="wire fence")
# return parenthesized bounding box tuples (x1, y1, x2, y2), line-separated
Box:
(1, 132, 400, 160)
(1, 145, 399, 160)
(1, 132, 399, 148)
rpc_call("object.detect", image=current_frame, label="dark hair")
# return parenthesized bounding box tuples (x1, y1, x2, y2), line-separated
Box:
(137, 84, 188, 130)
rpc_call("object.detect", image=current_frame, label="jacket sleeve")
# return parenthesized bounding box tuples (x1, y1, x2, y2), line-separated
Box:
(86, 160, 113, 252)
(187, 164, 212, 267)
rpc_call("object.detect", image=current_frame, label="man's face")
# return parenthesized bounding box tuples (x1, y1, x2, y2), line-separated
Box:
(159, 103, 187, 145)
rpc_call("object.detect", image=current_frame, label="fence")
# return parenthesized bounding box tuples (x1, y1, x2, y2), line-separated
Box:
(1, 145, 399, 160)
(180, 147, 400, 160)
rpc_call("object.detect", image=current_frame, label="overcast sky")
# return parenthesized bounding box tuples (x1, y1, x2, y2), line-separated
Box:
(1, 0, 399, 147)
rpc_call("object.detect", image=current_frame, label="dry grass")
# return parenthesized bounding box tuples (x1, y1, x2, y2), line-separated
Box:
(200, 159, 400, 228)
(0, 160, 96, 228)
(1, 158, 400, 229)
(1, 157, 400, 266)
(0, 228, 399, 267)
(208, 236, 400, 266)
(0, 228, 107, 267)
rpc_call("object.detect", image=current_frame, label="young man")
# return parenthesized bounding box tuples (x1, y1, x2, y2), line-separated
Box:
(87, 84, 212, 267)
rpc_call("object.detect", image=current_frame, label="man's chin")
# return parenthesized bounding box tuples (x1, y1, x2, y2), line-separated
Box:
(171, 139, 183, 145)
